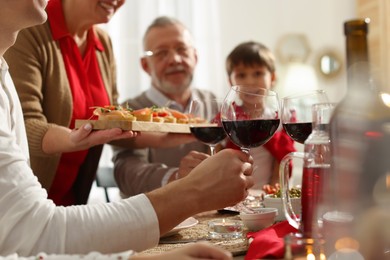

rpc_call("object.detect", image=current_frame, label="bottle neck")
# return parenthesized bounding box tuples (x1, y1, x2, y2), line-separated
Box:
(344, 19, 371, 93)
(345, 34, 369, 66)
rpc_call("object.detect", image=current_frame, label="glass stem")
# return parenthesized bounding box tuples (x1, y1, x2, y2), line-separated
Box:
(209, 145, 216, 156)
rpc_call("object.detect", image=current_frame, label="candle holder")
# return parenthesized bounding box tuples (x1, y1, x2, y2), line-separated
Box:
(284, 233, 326, 259)
(208, 219, 243, 239)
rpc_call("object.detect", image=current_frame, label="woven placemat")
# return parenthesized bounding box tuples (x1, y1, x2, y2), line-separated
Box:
(139, 211, 249, 256)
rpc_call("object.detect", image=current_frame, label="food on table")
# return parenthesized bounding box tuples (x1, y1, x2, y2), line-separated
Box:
(91, 105, 194, 124)
(263, 184, 301, 198)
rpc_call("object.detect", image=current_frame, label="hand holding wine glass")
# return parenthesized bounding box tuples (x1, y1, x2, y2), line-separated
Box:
(281, 89, 329, 144)
(220, 85, 280, 153)
(189, 99, 226, 155)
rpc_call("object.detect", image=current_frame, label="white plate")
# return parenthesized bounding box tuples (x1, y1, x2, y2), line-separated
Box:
(161, 217, 199, 238)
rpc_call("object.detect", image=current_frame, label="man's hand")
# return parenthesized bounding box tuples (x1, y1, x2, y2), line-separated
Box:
(170, 151, 210, 182)
(181, 149, 254, 211)
(146, 149, 254, 235)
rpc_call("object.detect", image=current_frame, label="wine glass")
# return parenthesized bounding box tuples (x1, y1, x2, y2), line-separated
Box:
(220, 85, 280, 153)
(281, 89, 329, 144)
(188, 99, 226, 155)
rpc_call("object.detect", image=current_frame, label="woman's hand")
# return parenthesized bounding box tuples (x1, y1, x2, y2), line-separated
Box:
(42, 123, 137, 154)
(69, 123, 137, 148)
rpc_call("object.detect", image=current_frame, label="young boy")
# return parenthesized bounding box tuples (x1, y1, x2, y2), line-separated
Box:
(225, 41, 296, 190)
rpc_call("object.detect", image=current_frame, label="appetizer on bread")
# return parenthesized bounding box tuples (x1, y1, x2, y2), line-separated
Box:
(92, 105, 136, 121)
(91, 105, 191, 124)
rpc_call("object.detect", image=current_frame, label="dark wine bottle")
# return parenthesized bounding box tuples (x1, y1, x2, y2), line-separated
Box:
(325, 18, 390, 259)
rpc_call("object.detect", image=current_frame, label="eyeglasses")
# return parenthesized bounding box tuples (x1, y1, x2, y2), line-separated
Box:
(144, 45, 193, 61)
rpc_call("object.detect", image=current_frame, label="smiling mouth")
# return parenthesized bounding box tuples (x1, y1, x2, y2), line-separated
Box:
(165, 65, 187, 75)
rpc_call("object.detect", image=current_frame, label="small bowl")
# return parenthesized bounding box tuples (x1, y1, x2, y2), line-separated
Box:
(239, 208, 278, 231)
(263, 195, 301, 221)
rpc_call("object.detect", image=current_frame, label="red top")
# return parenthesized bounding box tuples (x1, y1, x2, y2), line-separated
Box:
(47, 0, 110, 206)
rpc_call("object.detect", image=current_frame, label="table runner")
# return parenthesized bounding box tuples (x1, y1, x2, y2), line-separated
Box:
(139, 211, 249, 256)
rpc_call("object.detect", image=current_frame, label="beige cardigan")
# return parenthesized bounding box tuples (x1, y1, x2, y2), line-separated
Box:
(4, 21, 118, 204)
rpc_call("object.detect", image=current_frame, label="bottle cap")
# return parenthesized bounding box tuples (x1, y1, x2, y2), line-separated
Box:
(344, 18, 370, 35)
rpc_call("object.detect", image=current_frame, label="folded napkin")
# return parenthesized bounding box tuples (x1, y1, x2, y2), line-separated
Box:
(245, 221, 298, 260)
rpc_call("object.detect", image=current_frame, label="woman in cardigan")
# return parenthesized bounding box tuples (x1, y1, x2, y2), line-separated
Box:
(4, 0, 137, 206)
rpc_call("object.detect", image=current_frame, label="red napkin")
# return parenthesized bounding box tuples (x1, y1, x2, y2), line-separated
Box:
(245, 221, 298, 260)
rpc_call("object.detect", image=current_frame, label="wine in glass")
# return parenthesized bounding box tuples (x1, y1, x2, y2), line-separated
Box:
(189, 99, 226, 155)
(281, 89, 329, 144)
(220, 85, 280, 153)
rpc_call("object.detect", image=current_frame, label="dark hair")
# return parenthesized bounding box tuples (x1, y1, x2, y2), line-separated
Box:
(226, 41, 275, 76)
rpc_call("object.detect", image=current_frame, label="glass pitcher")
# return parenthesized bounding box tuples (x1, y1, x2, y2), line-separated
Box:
(280, 102, 335, 238)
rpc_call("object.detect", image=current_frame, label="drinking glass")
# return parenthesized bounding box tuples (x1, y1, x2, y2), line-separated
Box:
(281, 89, 329, 144)
(188, 99, 226, 155)
(220, 85, 280, 153)
(280, 103, 335, 238)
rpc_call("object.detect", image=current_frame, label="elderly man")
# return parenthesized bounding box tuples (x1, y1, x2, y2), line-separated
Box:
(114, 16, 217, 196)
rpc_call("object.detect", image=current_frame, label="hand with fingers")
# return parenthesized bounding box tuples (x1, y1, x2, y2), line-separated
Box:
(183, 149, 255, 210)
(175, 151, 210, 180)
(69, 123, 137, 151)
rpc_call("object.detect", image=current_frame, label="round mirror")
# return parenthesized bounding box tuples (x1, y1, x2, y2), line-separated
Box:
(316, 50, 342, 79)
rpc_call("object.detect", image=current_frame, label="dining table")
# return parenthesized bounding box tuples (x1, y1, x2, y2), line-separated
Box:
(138, 210, 250, 259)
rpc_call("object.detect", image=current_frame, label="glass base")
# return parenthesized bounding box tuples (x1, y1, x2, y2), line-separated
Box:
(208, 230, 243, 239)
(208, 219, 243, 240)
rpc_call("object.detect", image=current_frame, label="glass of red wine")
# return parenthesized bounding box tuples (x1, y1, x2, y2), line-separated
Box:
(281, 89, 329, 144)
(189, 99, 226, 155)
(220, 85, 280, 153)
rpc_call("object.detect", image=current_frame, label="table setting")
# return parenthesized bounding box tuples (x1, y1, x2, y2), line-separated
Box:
(138, 86, 307, 259)
(142, 86, 389, 259)
(139, 210, 250, 257)
(138, 208, 302, 259)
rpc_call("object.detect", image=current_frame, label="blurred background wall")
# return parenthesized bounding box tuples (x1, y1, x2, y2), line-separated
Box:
(103, 0, 357, 104)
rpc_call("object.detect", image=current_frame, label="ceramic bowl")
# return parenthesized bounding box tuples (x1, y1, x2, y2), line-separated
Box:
(263, 195, 301, 222)
(239, 208, 278, 231)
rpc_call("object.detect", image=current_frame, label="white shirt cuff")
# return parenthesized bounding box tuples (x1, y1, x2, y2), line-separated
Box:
(161, 168, 178, 186)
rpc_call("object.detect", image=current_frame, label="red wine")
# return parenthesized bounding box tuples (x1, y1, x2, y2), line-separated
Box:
(283, 122, 312, 144)
(222, 119, 280, 149)
(190, 126, 226, 145)
(301, 165, 330, 237)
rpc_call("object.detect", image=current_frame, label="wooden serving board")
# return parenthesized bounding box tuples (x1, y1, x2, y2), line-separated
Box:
(75, 119, 191, 133)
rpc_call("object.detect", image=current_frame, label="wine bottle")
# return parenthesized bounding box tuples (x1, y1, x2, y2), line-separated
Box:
(325, 18, 390, 259)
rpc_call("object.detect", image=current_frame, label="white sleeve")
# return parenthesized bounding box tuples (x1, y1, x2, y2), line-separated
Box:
(0, 73, 160, 257)
(0, 155, 160, 256)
